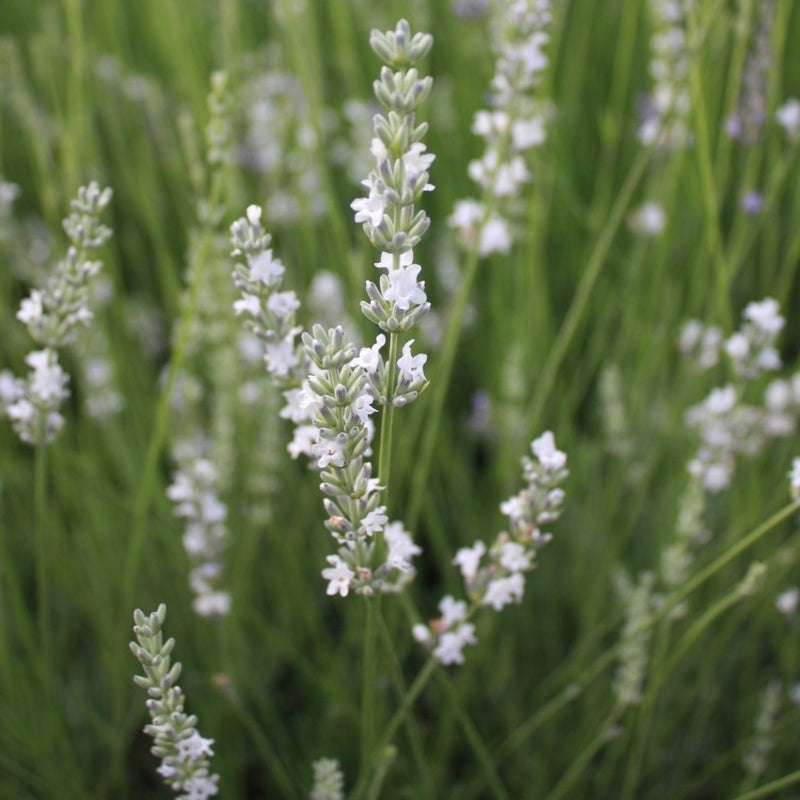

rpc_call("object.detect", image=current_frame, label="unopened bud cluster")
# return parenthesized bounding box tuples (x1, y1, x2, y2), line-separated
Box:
(301, 325, 421, 597)
(130, 605, 219, 800)
(0, 183, 113, 445)
(352, 20, 434, 340)
(448, 0, 553, 257)
(414, 431, 567, 665)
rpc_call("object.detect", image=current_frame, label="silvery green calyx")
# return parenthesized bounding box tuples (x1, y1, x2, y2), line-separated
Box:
(351, 19, 434, 345)
(130, 605, 219, 799)
(301, 325, 421, 597)
(369, 18, 433, 69)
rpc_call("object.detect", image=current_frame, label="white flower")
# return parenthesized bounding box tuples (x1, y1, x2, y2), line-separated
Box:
(312, 435, 348, 469)
(776, 586, 800, 618)
(264, 331, 300, 377)
(352, 334, 386, 373)
(360, 506, 388, 537)
(438, 595, 467, 628)
(744, 298, 784, 335)
(704, 385, 737, 415)
(789, 458, 800, 500)
(412, 623, 433, 646)
(433, 622, 477, 665)
(246, 204, 262, 225)
(499, 541, 532, 572)
(725, 332, 749, 361)
(351, 180, 388, 227)
(776, 98, 800, 140)
(322, 555, 354, 597)
(375, 250, 413, 270)
(266, 290, 300, 319)
(402, 142, 435, 185)
(482, 573, 525, 610)
(288, 424, 318, 460)
(176, 732, 216, 762)
(448, 198, 484, 231)
(384, 521, 422, 573)
(453, 540, 486, 583)
(512, 115, 546, 150)
(500, 494, 527, 522)
(631, 202, 666, 236)
(479, 216, 512, 256)
(384, 264, 427, 311)
(248, 249, 285, 286)
(26, 350, 69, 403)
(182, 774, 219, 800)
(397, 340, 427, 382)
(232, 293, 261, 318)
(472, 109, 510, 137)
(17, 290, 44, 325)
(532, 431, 566, 471)
(352, 392, 377, 423)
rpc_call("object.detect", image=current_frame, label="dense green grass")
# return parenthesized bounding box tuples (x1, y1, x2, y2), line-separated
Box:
(3, 0, 800, 797)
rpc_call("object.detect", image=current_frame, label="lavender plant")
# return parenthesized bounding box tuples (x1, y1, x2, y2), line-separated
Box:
(0, 182, 113, 445)
(130, 605, 219, 799)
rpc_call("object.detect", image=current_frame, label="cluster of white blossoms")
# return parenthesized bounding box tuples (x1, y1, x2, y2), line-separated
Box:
(166, 439, 231, 618)
(449, 0, 552, 257)
(230, 205, 320, 461)
(301, 325, 422, 597)
(414, 432, 567, 665)
(639, 0, 692, 149)
(682, 298, 800, 492)
(237, 51, 327, 225)
(130, 605, 219, 800)
(309, 757, 345, 800)
(0, 182, 113, 445)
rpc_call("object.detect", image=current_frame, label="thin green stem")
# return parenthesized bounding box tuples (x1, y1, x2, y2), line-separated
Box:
(122, 170, 226, 609)
(523, 147, 651, 436)
(34, 445, 50, 690)
(544, 707, 624, 800)
(434, 669, 511, 800)
(686, 2, 732, 330)
(358, 596, 381, 797)
(378, 332, 399, 489)
(730, 769, 800, 800)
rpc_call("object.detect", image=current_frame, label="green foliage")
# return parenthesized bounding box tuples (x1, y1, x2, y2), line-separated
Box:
(2, 1, 800, 798)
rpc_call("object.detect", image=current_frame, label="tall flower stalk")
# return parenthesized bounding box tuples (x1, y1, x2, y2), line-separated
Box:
(130, 605, 219, 799)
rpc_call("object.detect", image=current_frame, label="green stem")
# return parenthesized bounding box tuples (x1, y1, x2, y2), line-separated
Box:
(686, 2, 732, 330)
(523, 147, 651, 437)
(493, 502, 798, 765)
(544, 707, 624, 800)
(730, 770, 800, 800)
(34, 445, 50, 690)
(378, 333, 399, 489)
(122, 170, 226, 609)
(358, 596, 381, 796)
(434, 669, 511, 800)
